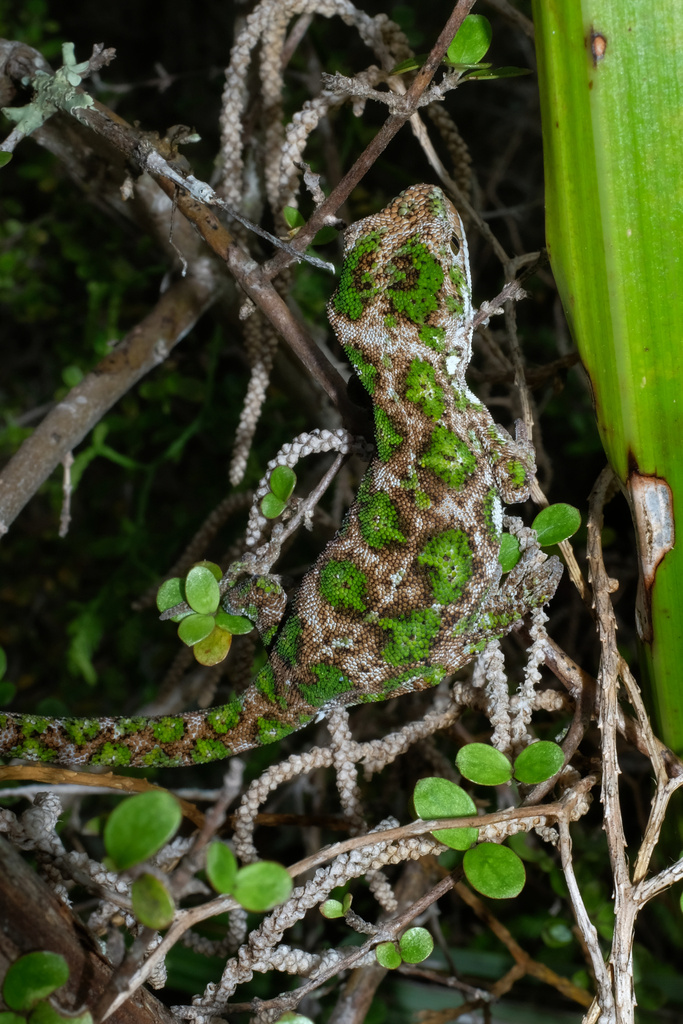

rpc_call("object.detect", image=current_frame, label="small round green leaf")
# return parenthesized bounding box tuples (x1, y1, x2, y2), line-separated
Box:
(446, 14, 492, 66)
(61, 365, 84, 388)
(507, 831, 553, 867)
(399, 927, 434, 964)
(0, 1012, 27, 1024)
(131, 873, 175, 929)
(0, 152, 12, 168)
(513, 741, 564, 785)
(594, 902, 615, 941)
(282, 205, 305, 230)
(214, 610, 255, 635)
(194, 560, 223, 581)
(29, 1004, 92, 1024)
(320, 899, 344, 919)
(156, 577, 184, 613)
(571, 969, 592, 991)
(375, 941, 402, 970)
(413, 777, 478, 850)
(104, 791, 182, 871)
(261, 493, 286, 519)
(192, 625, 232, 666)
(456, 743, 513, 786)
(312, 225, 338, 246)
(177, 613, 216, 647)
(184, 566, 220, 615)
(463, 843, 526, 899)
(269, 465, 296, 502)
(232, 861, 293, 912)
(275, 1014, 315, 1024)
(2, 952, 69, 1012)
(532, 503, 581, 547)
(498, 533, 521, 572)
(206, 841, 238, 894)
(0, 647, 7, 681)
(389, 54, 425, 75)
(541, 920, 574, 948)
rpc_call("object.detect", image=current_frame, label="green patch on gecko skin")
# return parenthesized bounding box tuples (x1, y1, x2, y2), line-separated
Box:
(192, 738, 231, 763)
(463, 638, 491, 656)
(405, 359, 446, 422)
(207, 700, 242, 735)
(91, 742, 132, 767)
(374, 407, 403, 461)
(257, 717, 296, 745)
(386, 237, 444, 325)
(152, 716, 185, 743)
(14, 738, 57, 762)
(141, 748, 183, 768)
(343, 343, 377, 395)
(477, 608, 518, 632)
(320, 559, 367, 613)
(255, 663, 287, 709)
(427, 189, 449, 219)
(359, 664, 447, 702)
(486, 423, 505, 459)
(417, 529, 473, 605)
(483, 487, 502, 543)
(506, 459, 528, 489)
(256, 577, 283, 595)
(420, 425, 477, 489)
(261, 624, 278, 645)
(64, 718, 101, 746)
(452, 610, 483, 636)
(21, 716, 49, 737)
(380, 608, 442, 667)
(444, 293, 465, 316)
(119, 718, 146, 735)
(384, 314, 397, 329)
(467, 430, 483, 452)
(418, 325, 446, 352)
(400, 468, 431, 510)
(453, 390, 483, 412)
(333, 230, 382, 320)
(275, 615, 303, 667)
(300, 663, 354, 707)
(448, 264, 467, 293)
(358, 490, 406, 549)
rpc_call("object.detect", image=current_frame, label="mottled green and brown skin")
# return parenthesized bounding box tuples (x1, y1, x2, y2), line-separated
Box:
(0, 185, 562, 768)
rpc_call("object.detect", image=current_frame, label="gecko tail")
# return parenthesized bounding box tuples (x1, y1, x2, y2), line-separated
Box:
(0, 686, 310, 768)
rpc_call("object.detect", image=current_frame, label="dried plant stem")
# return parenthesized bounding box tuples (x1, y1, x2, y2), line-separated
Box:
(0, 274, 217, 533)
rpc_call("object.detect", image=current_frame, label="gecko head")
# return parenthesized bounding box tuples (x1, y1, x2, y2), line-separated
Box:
(328, 185, 474, 392)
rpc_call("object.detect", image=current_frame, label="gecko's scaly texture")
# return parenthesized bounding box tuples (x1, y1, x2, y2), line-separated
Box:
(0, 185, 562, 768)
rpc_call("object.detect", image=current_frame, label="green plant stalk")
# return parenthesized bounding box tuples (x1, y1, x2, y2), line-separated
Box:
(532, 1, 683, 750)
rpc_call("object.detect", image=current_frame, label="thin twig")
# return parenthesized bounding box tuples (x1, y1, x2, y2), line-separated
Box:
(263, 0, 478, 276)
(558, 818, 614, 1017)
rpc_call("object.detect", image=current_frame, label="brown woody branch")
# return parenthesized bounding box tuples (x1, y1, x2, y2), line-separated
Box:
(0, 274, 217, 532)
(0, 836, 176, 1024)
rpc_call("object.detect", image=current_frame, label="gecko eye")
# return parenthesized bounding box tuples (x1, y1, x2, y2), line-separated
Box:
(450, 234, 460, 256)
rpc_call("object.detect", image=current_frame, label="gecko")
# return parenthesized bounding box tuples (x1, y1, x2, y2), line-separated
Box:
(0, 184, 563, 768)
